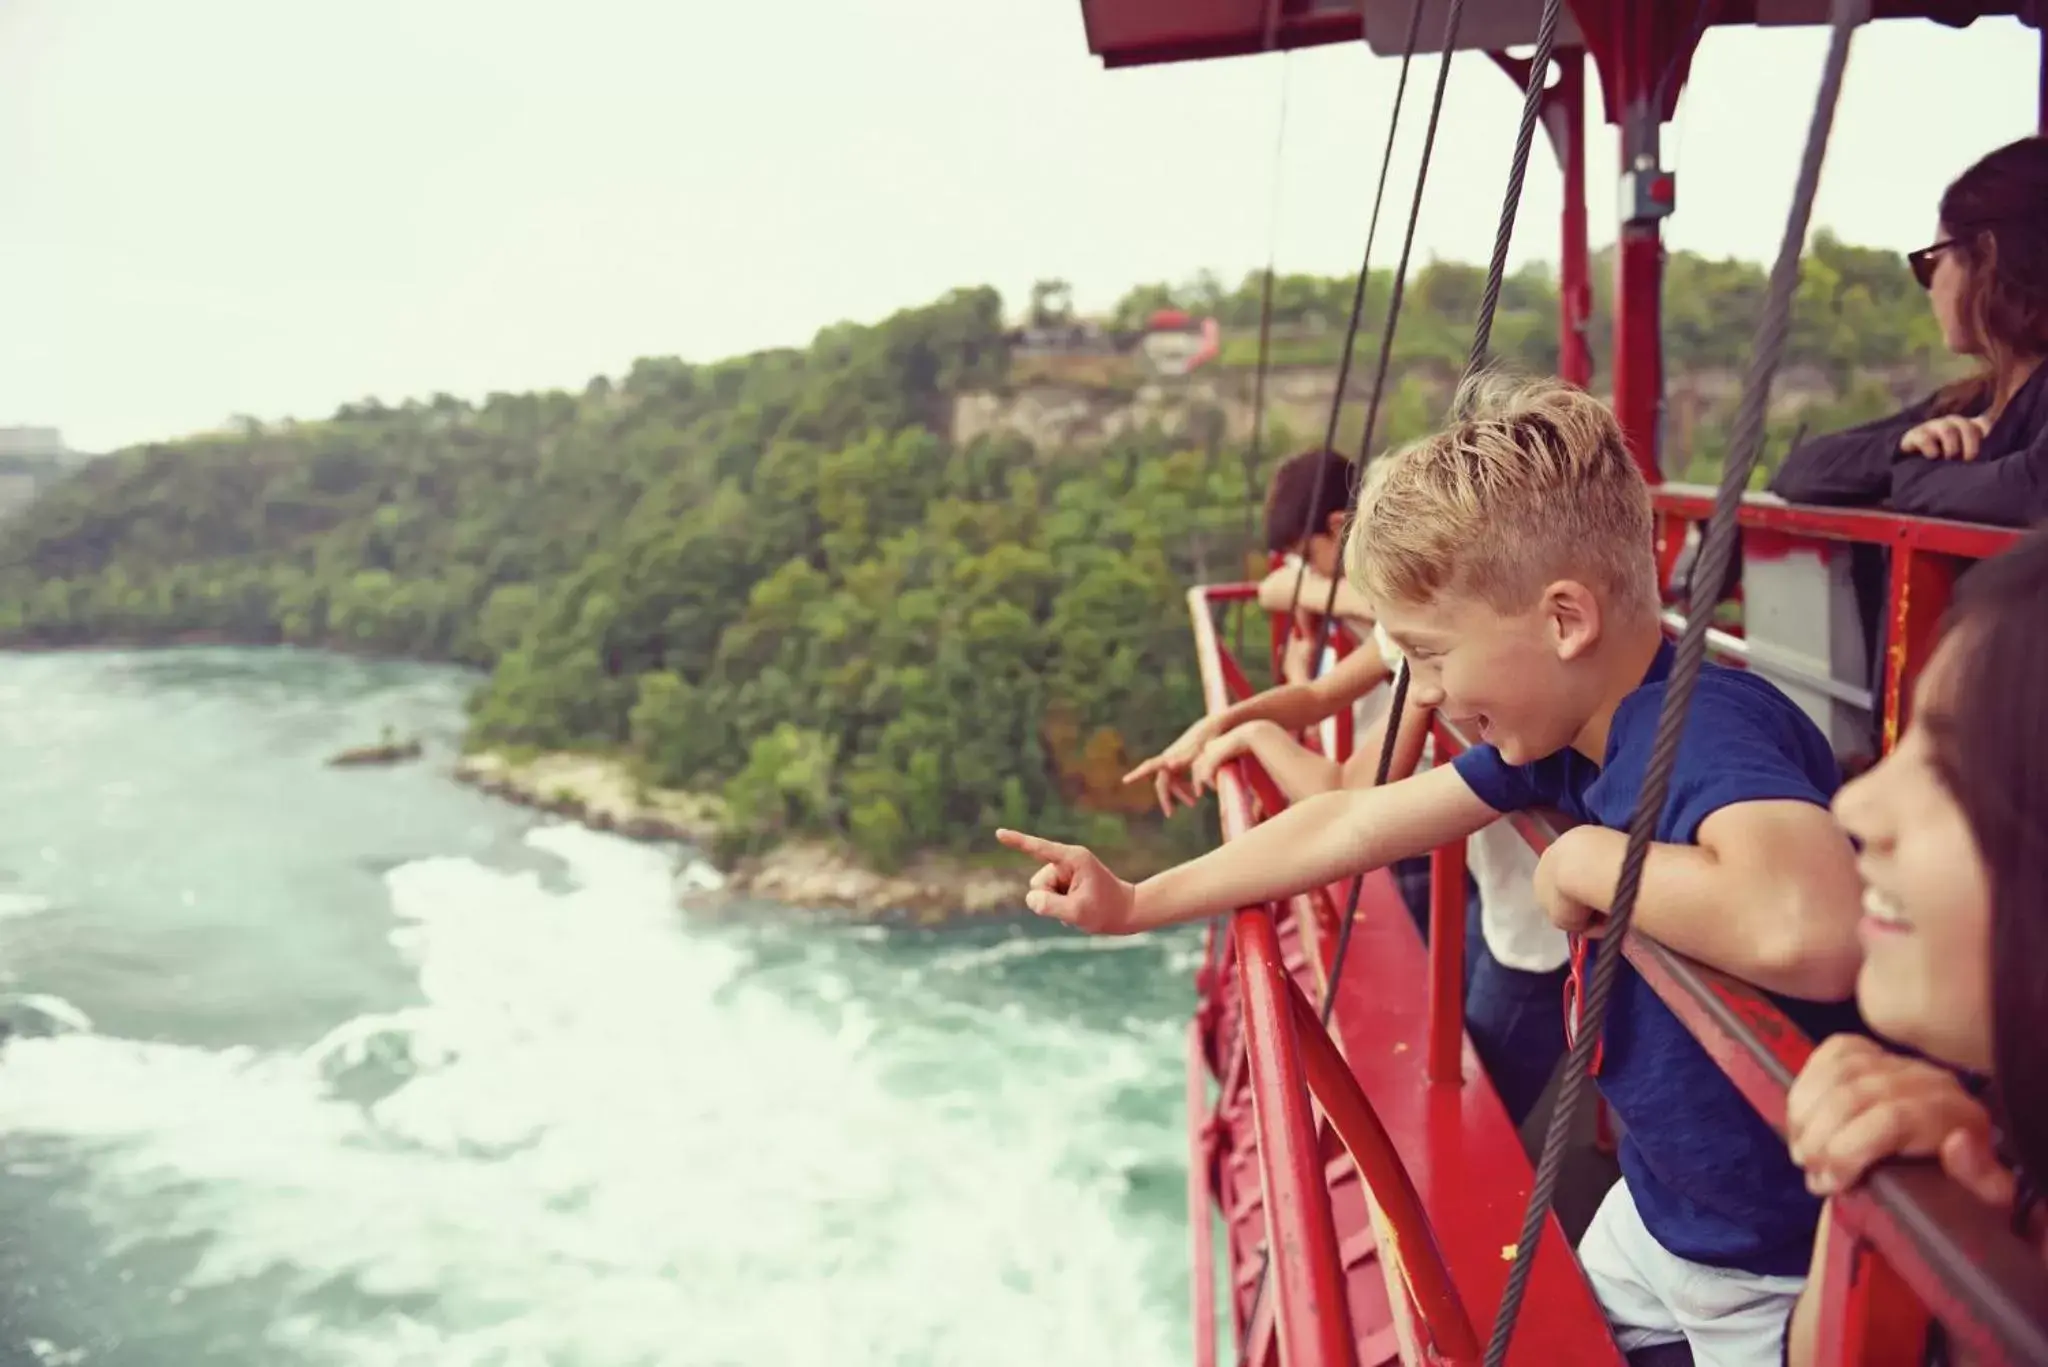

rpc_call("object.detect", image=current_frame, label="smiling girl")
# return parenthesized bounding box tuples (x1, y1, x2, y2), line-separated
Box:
(1781, 525, 2048, 1365)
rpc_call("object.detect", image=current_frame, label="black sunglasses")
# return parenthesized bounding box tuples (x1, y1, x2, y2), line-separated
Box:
(1907, 239, 1956, 290)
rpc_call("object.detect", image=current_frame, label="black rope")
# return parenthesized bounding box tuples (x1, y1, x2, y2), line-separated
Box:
(1315, 0, 1565, 727)
(1462, 0, 1566, 377)
(1236, 263, 1281, 666)
(1239, 14, 1468, 1355)
(1310, 0, 1564, 665)
(1235, 60, 1294, 664)
(1318, 662, 1411, 1032)
(1277, 0, 1429, 655)
(1305, 0, 1565, 1060)
(1481, 3, 1866, 1362)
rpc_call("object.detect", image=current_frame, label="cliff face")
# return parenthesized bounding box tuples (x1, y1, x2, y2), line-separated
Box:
(948, 361, 1915, 459)
(949, 368, 1397, 452)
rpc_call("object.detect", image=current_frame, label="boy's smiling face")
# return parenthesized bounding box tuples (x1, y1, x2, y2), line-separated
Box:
(1376, 579, 1610, 765)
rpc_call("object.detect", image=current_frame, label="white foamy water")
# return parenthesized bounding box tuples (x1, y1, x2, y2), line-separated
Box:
(0, 823, 1186, 1366)
(0, 893, 53, 920)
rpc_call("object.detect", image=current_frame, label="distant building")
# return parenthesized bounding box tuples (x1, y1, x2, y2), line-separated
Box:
(0, 426, 65, 459)
(0, 426, 91, 523)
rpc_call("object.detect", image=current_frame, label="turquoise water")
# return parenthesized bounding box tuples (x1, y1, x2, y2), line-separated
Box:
(0, 648, 1200, 1366)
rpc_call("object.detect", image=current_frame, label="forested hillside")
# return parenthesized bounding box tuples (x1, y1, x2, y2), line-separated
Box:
(0, 234, 1958, 868)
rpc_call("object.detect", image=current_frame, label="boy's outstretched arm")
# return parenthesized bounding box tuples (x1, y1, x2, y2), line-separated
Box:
(1537, 799, 1863, 1000)
(999, 763, 1498, 935)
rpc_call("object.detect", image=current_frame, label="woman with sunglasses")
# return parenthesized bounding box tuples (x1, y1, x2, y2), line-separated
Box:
(1771, 136, 2047, 527)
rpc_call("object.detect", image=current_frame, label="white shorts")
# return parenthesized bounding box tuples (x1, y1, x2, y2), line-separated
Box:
(1577, 1180, 1806, 1367)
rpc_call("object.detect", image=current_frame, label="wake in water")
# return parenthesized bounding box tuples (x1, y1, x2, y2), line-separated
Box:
(0, 825, 1192, 1367)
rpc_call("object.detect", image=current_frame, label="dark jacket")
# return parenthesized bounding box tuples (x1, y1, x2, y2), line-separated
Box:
(1770, 363, 2048, 526)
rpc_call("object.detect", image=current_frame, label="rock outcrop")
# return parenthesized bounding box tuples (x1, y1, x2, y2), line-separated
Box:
(452, 750, 1024, 923)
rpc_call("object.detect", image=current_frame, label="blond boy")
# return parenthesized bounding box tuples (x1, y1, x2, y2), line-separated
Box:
(998, 375, 1867, 1367)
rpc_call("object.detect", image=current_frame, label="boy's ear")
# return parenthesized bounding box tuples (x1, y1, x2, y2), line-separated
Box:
(1541, 578, 1603, 661)
(1325, 509, 1347, 539)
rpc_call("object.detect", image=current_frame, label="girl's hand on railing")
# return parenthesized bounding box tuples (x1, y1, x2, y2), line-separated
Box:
(1123, 718, 1215, 816)
(995, 829, 1141, 935)
(1786, 1034, 1999, 1198)
(1191, 723, 1271, 796)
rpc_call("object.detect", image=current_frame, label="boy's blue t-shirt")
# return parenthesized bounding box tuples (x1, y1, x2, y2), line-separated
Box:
(1452, 639, 1865, 1277)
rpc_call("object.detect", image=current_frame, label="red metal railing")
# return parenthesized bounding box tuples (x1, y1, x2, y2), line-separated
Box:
(1183, 492, 2048, 1365)
(1188, 590, 1484, 1367)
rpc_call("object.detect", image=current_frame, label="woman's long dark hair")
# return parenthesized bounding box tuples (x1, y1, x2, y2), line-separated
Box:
(1937, 526, 2048, 1182)
(1931, 136, 2048, 416)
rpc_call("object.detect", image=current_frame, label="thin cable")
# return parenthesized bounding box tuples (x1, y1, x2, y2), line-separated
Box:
(1235, 57, 1294, 664)
(1306, 0, 1563, 1041)
(1462, 0, 1566, 375)
(1481, 4, 1865, 1362)
(1245, 0, 1566, 1345)
(1304, 0, 1484, 667)
(1277, 0, 1429, 663)
(1318, 662, 1411, 1031)
(1241, 0, 1541, 1346)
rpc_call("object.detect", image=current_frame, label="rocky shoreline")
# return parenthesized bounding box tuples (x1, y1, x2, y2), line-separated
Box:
(451, 750, 1024, 925)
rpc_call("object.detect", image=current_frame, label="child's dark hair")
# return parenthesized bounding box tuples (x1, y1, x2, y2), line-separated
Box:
(1936, 526, 2048, 1183)
(1263, 449, 1355, 554)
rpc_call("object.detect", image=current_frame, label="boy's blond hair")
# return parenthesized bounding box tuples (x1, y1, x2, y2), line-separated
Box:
(1345, 372, 1657, 621)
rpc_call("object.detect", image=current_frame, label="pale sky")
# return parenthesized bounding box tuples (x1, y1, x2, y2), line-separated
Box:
(0, 1, 2038, 452)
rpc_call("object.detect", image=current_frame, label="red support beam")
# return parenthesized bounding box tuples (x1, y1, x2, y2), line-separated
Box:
(1883, 545, 1961, 753)
(1613, 222, 1665, 480)
(1571, 0, 1707, 483)
(1426, 838, 1469, 1087)
(1220, 636, 1261, 705)
(1812, 1220, 1936, 1367)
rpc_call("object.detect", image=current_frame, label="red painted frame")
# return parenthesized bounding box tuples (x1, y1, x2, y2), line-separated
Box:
(1651, 486, 2023, 746)
(1183, 492, 2048, 1364)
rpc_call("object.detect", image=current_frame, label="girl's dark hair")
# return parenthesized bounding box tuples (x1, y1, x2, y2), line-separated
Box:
(1931, 136, 2048, 415)
(1263, 448, 1356, 554)
(1938, 525, 2048, 1179)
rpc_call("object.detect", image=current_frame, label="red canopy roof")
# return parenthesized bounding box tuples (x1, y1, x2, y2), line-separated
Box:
(1078, 0, 2026, 75)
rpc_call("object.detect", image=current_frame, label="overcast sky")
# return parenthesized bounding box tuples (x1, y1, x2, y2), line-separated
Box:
(0, 1, 2038, 451)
